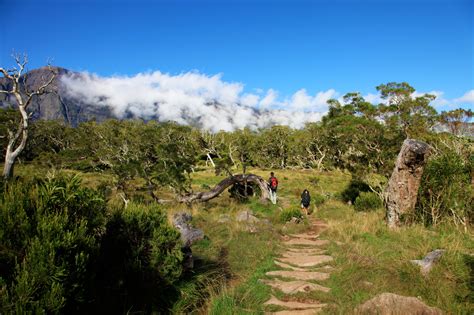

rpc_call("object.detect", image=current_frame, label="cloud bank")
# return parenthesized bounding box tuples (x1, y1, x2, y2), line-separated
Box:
(61, 70, 473, 132)
(61, 71, 330, 132)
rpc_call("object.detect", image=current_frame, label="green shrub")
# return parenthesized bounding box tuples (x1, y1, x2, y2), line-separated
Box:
(0, 176, 185, 314)
(90, 203, 183, 313)
(0, 175, 106, 314)
(313, 193, 326, 206)
(280, 208, 303, 222)
(340, 179, 371, 203)
(354, 191, 382, 211)
(416, 152, 473, 226)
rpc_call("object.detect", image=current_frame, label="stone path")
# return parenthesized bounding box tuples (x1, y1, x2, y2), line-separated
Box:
(261, 218, 335, 314)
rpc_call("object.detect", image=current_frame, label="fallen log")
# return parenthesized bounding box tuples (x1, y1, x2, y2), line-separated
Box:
(178, 173, 271, 203)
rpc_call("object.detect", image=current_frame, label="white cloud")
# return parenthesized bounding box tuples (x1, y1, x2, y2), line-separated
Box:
(60, 70, 474, 132)
(258, 89, 279, 109)
(287, 89, 337, 112)
(61, 71, 327, 132)
(454, 90, 474, 104)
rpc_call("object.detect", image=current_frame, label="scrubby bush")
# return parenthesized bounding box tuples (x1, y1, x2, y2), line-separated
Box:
(0, 175, 106, 314)
(340, 179, 371, 204)
(280, 208, 303, 222)
(90, 202, 183, 314)
(313, 193, 326, 206)
(0, 176, 184, 314)
(416, 151, 473, 227)
(354, 191, 382, 211)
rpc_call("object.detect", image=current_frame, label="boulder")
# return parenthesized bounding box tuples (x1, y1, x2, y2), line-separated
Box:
(355, 293, 443, 315)
(411, 249, 445, 275)
(385, 139, 432, 228)
(172, 212, 204, 269)
(172, 212, 204, 247)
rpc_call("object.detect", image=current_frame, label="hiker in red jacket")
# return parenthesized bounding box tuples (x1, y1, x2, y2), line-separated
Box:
(268, 172, 278, 204)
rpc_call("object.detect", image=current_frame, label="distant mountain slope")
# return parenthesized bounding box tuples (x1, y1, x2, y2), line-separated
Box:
(0, 66, 114, 126)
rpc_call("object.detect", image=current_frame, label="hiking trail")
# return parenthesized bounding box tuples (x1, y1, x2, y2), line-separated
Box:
(260, 217, 336, 314)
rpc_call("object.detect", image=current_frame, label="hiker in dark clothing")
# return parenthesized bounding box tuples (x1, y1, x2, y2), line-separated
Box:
(301, 189, 311, 215)
(268, 172, 278, 204)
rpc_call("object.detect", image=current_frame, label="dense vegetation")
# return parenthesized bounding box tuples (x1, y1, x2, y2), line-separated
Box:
(0, 82, 472, 313)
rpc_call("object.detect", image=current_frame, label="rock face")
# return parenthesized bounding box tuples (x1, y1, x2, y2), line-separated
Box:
(355, 293, 443, 315)
(0, 67, 114, 126)
(172, 212, 204, 269)
(385, 139, 432, 228)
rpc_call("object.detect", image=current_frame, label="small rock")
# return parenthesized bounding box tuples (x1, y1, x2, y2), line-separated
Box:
(355, 292, 443, 315)
(410, 249, 445, 275)
(236, 210, 260, 223)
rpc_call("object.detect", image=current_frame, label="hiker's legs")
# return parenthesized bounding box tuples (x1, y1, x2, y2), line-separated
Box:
(270, 190, 277, 204)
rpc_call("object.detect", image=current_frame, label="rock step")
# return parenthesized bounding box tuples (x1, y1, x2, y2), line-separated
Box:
(278, 255, 333, 268)
(284, 239, 329, 247)
(288, 233, 320, 239)
(264, 295, 326, 310)
(286, 248, 326, 254)
(281, 251, 326, 259)
(269, 309, 322, 315)
(266, 270, 330, 281)
(260, 279, 331, 294)
(275, 260, 307, 271)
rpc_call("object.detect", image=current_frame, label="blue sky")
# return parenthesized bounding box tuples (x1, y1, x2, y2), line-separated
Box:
(1, 0, 473, 113)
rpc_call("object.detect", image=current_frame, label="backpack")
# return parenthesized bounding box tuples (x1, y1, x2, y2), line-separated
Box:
(270, 177, 278, 189)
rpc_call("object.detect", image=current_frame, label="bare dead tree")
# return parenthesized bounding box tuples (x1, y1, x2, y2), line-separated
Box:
(0, 54, 56, 179)
(178, 173, 271, 203)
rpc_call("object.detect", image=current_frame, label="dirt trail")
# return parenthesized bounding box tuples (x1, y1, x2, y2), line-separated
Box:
(260, 217, 335, 314)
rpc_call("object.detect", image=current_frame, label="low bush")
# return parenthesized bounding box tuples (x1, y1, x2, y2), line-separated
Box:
(0, 176, 185, 314)
(313, 193, 326, 206)
(340, 179, 371, 204)
(90, 203, 184, 313)
(354, 191, 382, 211)
(416, 151, 473, 226)
(0, 175, 106, 314)
(279, 208, 303, 222)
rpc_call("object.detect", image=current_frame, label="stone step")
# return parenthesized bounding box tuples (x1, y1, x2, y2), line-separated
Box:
(275, 260, 307, 271)
(266, 270, 330, 281)
(285, 248, 326, 254)
(281, 251, 326, 259)
(264, 295, 326, 310)
(269, 309, 323, 315)
(288, 233, 320, 239)
(278, 255, 333, 268)
(284, 239, 329, 247)
(260, 279, 331, 294)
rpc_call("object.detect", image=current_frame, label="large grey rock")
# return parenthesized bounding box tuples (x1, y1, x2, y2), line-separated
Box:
(385, 139, 432, 228)
(411, 249, 445, 275)
(355, 293, 443, 315)
(172, 212, 204, 270)
(172, 212, 204, 247)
